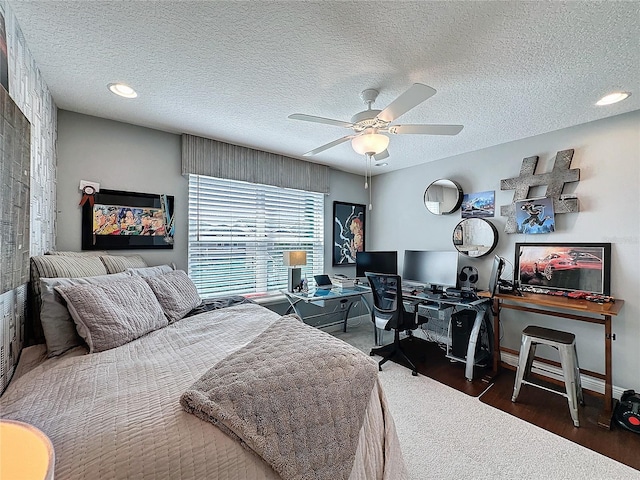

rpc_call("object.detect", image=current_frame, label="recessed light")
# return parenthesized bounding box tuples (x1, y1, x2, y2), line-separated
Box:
(374, 162, 388, 167)
(596, 92, 630, 106)
(108, 83, 138, 99)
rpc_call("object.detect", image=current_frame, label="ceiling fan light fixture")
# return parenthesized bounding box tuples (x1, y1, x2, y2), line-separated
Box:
(596, 92, 630, 106)
(108, 83, 138, 99)
(351, 132, 389, 155)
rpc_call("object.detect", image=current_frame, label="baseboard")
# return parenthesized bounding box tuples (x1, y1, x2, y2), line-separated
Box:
(500, 350, 627, 400)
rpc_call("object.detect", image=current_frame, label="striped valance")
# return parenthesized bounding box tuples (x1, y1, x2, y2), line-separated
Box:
(181, 134, 329, 194)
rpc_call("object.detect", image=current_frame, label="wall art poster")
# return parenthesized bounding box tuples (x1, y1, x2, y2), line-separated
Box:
(515, 242, 611, 295)
(82, 189, 174, 250)
(515, 197, 555, 234)
(0, 87, 30, 294)
(333, 201, 366, 266)
(461, 190, 495, 218)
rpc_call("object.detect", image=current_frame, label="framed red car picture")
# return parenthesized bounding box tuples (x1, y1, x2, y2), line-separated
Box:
(515, 242, 611, 295)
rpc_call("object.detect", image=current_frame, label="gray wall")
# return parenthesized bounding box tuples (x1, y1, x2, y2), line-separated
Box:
(56, 110, 369, 274)
(369, 110, 640, 391)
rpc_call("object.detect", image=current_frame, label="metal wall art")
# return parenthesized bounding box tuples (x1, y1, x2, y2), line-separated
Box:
(500, 149, 579, 233)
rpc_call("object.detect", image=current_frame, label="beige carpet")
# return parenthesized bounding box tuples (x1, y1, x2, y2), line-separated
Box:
(329, 320, 640, 480)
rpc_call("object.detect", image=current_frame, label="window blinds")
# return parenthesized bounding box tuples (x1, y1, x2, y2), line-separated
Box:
(188, 174, 324, 297)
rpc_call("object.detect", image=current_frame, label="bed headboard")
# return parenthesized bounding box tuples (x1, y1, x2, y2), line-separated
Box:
(27, 252, 147, 345)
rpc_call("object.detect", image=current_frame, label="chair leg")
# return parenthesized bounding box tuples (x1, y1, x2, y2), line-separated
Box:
(372, 329, 418, 375)
(559, 345, 580, 427)
(512, 336, 533, 402)
(573, 343, 585, 406)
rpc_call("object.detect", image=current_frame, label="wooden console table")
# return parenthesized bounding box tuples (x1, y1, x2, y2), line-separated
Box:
(479, 291, 624, 429)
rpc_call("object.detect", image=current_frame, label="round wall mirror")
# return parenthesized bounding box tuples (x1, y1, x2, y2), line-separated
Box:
(424, 179, 463, 215)
(452, 218, 498, 257)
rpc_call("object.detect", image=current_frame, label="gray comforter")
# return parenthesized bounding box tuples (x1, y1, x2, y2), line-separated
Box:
(1, 303, 407, 480)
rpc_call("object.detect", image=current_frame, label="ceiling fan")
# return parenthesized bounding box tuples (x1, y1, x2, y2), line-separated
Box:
(288, 83, 463, 161)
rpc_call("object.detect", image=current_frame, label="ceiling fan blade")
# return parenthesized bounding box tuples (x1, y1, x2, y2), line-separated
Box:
(288, 113, 353, 128)
(303, 135, 354, 156)
(373, 149, 389, 161)
(376, 83, 437, 123)
(388, 124, 464, 135)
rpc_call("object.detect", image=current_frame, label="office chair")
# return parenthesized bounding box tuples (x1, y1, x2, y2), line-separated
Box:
(365, 272, 422, 376)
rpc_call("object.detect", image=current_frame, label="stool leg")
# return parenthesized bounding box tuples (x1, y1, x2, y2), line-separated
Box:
(559, 345, 580, 427)
(573, 342, 585, 406)
(512, 335, 533, 402)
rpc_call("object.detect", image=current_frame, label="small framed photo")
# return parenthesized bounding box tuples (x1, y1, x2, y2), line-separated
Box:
(515, 242, 611, 295)
(82, 189, 174, 250)
(461, 190, 495, 218)
(332, 201, 366, 266)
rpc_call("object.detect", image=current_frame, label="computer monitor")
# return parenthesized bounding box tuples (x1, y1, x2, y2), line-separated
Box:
(488, 255, 505, 297)
(355, 251, 398, 278)
(402, 250, 459, 293)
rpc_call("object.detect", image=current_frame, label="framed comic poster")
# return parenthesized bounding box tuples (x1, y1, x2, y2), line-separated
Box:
(515, 242, 611, 295)
(333, 201, 366, 266)
(82, 189, 174, 250)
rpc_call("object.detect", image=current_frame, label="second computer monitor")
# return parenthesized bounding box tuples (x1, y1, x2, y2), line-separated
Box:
(403, 250, 459, 293)
(355, 251, 398, 278)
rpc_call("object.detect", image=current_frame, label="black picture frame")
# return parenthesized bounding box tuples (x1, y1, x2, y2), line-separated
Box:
(514, 242, 611, 295)
(453, 223, 463, 245)
(82, 189, 174, 250)
(332, 201, 366, 266)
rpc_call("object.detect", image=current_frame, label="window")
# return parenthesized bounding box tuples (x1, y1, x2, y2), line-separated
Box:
(188, 175, 324, 297)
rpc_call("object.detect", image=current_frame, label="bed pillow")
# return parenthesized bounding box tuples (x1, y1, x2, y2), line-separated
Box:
(126, 264, 175, 277)
(40, 271, 132, 356)
(99, 254, 148, 274)
(55, 276, 168, 353)
(144, 270, 202, 323)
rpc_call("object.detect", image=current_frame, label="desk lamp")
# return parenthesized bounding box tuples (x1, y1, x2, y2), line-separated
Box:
(283, 250, 307, 292)
(0, 419, 55, 480)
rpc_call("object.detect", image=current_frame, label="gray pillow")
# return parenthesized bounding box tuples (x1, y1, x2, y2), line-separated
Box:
(99, 254, 148, 274)
(40, 271, 132, 356)
(126, 264, 174, 277)
(144, 270, 202, 323)
(55, 276, 168, 353)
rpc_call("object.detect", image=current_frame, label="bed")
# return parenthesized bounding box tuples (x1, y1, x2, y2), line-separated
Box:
(1, 254, 407, 480)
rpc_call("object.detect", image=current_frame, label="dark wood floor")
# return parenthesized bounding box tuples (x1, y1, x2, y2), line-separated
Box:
(381, 336, 640, 471)
(375, 335, 493, 396)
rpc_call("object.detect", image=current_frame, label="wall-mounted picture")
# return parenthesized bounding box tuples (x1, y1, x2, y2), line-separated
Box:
(82, 189, 174, 250)
(515, 242, 611, 295)
(333, 201, 366, 266)
(461, 190, 495, 218)
(453, 223, 463, 245)
(515, 197, 555, 234)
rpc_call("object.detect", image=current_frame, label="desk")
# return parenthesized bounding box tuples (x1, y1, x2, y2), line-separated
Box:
(282, 286, 372, 332)
(403, 291, 491, 382)
(484, 291, 624, 429)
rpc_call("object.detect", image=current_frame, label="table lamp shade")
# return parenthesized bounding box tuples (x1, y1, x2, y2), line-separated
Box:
(0, 419, 55, 480)
(283, 250, 307, 267)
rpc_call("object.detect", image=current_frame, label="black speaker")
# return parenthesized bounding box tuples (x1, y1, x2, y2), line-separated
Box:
(458, 266, 478, 289)
(451, 310, 480, 359)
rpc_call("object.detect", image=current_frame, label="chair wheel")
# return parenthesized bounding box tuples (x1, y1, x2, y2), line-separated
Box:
(412, 370, 418, 376)
(369, 350, 375, 356)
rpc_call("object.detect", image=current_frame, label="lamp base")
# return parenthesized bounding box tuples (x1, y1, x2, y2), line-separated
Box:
(287, 267, 301, 292)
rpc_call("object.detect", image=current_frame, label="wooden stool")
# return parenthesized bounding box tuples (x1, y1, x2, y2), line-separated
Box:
(512, 325, 584, 427)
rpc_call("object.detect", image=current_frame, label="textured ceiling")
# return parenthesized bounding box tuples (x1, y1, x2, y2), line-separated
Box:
(7, 1, 640, 175)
